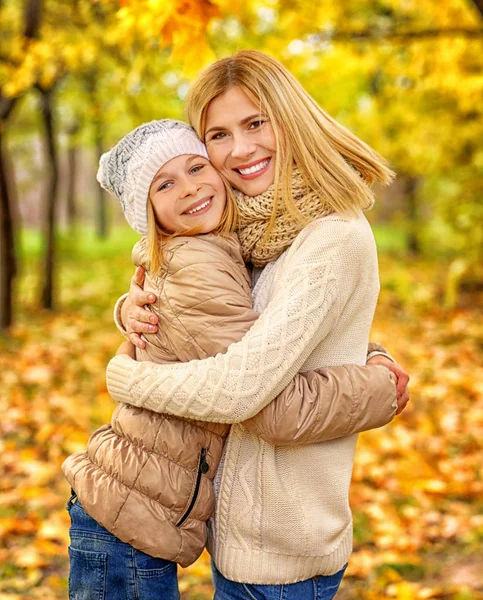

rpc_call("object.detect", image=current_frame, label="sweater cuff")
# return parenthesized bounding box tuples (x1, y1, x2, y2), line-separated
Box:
(106, 354, 137, 404)
(367, 350, 395, 363)
(113, 293, 129, 338)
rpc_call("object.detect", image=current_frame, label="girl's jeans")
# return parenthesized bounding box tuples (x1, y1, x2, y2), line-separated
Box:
(66, 491, 179, 600)
(212, 562, 347, 600)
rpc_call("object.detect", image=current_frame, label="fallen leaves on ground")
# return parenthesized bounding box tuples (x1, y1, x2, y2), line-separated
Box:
(0, 252, 481, 599)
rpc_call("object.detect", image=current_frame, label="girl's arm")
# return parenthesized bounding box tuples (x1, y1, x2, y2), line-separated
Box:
(107, 219, 385, 424)
(242, 364, 396, 444)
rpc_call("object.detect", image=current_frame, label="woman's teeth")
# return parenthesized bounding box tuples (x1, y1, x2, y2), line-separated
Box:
(186, 199, 211, 215)
(238, 159, 269, 175)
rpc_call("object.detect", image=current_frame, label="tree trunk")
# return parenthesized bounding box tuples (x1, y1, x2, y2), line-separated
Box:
(38, 86, 59, 310)
(0, 0, 43, 331)
(0, 131, 16, 330)
(85, 72, 108, 238)
(95, 122, 108, 238)
(470, 0, 483, 18)
(404, 176, 421, 255)
(66, 122, 79, 229)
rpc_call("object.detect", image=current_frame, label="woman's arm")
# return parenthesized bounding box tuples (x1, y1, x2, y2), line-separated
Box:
(132, 236, 399, 442)
(107, 219, 376, 423)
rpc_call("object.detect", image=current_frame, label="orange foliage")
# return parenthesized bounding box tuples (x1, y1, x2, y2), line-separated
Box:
(0, 255, 482, 598)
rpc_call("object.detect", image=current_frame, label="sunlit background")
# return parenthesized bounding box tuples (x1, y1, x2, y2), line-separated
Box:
(0, 1, 482, 598)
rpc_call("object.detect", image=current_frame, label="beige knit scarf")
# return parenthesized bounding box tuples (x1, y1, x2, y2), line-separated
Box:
(235, 169, 335, 267)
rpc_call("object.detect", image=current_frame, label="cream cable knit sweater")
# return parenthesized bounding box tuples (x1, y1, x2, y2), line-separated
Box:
(107, 212, 394, 583)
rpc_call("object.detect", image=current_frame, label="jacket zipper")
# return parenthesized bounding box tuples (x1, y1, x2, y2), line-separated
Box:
(176, 447, 209, 527)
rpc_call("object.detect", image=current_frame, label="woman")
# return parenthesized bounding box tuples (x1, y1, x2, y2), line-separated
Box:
(110, 50, 410, 598)
(64, 120, 397, 600)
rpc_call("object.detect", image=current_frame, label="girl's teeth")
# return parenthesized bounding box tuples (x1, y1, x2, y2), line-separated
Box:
(186, 199, 210, 215)
(238, 160, 269, 175)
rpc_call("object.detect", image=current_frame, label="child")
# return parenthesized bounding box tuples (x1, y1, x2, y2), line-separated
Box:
(63, 119, 397, 598)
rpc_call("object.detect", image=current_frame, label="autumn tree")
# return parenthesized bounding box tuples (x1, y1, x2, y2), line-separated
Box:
(0, 0, 43, 329)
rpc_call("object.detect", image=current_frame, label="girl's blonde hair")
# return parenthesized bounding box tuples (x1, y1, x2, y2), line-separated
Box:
(185, 50, 395, 231)
(147, 175, 238, 274)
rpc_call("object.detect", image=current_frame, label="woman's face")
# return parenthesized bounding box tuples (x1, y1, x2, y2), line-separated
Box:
(149, 154, 226, 234)
(204, 87, 277, 197)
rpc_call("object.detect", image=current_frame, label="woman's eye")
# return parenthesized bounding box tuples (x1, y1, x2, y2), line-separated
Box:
(249, 120, 264, 130)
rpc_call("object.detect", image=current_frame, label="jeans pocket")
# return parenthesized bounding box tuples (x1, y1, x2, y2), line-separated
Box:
(135, 550, 179, 600)
(68, 545, 107, 600)
(136, 566, 179, 600)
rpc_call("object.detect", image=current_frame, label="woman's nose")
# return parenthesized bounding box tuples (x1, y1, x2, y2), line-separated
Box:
(231, 134, 256, 159)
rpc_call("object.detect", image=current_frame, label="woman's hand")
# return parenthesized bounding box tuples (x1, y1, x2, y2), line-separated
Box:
(121, 266, 159, 349)
(116, 340, 136, 358)
(367, 355, 410, 415)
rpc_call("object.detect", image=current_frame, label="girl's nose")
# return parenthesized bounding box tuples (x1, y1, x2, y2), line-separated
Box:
(179, 177, 199, 198)
(231, 134, 256, 159)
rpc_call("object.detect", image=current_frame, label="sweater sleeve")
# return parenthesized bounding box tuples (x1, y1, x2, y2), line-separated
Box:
(141, 240, 397, 439)
(106, 221, 362, 423)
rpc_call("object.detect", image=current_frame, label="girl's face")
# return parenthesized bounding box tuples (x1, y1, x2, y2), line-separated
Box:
(149, 154, 226, 234)
(204, 87, 277, 197)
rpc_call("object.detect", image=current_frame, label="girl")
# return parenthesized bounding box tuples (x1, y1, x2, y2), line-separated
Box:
(108, 51, 410, 599)
(63, 119, 398, 599)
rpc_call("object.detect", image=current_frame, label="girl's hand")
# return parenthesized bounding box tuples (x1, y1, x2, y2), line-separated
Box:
(116, 341, 136, 358)
(367, 355, 410, 415)
(121, 266, 159, 348)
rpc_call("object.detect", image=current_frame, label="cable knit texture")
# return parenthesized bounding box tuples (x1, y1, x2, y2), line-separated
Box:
(234, 168, 374, 266)
(107, 203, 384, 583)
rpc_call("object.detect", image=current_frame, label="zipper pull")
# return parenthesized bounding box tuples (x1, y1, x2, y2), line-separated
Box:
(200, 448, 209, 474)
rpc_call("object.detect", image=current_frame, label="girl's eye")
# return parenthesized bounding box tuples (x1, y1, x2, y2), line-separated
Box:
(209, 132, 227, 141)
(158, 181, 173, 192)
(190, 164, 205, 174)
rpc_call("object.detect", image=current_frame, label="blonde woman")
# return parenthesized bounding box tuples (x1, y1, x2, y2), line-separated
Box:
(110, 51, 410, 599)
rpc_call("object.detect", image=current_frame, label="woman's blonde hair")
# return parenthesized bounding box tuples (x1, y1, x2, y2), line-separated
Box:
(147, 175, 238, 274)
(185, 50, 395, 231)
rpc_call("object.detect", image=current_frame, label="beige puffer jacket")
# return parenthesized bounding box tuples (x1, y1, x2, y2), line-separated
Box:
(63, 233, 396, 567)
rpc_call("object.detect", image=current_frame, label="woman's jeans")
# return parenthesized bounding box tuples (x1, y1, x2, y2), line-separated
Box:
(66, 491, 179, 600)
(212, 562, 347, 600)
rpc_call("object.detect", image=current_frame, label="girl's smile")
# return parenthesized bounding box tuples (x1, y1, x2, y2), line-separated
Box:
(204, 87, 276, 197)
(149, 155, 226, 233)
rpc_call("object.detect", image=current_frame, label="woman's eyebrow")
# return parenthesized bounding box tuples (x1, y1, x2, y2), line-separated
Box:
(240, 113, 265, 125)
(205, 113, 266, 136)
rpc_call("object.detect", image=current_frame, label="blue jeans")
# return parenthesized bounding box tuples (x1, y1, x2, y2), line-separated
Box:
(67, 491, 179, 600)
(212, 562, 347, 600)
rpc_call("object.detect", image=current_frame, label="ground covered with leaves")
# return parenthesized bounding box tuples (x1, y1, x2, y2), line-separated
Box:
(0, 230, 482, 599)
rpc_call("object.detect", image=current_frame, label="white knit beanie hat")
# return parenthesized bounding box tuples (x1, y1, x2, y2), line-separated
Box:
(97, 120, 209, 234)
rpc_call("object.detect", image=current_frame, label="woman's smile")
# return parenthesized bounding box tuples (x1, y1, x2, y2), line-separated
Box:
(234, 158, 272, 180)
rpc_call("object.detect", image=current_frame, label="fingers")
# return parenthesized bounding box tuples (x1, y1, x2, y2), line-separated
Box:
(133, 290, 157, 308)
(129, 332, 146, 349)
(128, 306, 158, 329)
(396, 388, 410, 415)
(132, 265, 146, 288)
(395, 370, 410, 400)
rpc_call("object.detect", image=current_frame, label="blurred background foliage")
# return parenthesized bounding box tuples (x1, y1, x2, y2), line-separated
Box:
(0, 0, 482, 328)
(0, 1, 482, 598)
